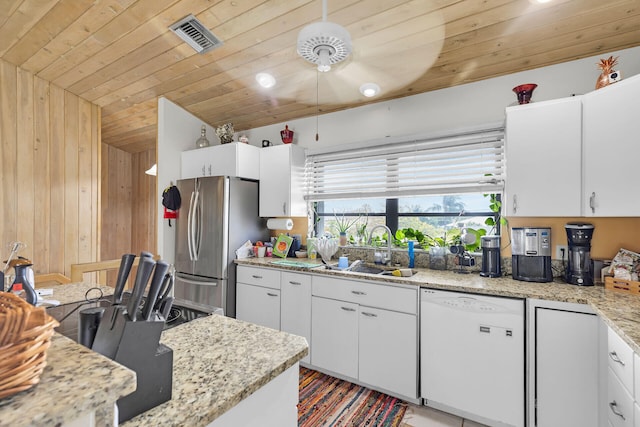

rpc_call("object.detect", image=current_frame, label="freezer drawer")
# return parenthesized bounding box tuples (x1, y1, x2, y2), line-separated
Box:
(174, 273, 225, 315)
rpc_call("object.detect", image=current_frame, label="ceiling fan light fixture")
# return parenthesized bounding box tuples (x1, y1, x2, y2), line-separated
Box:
(360, 83, 380, 97)
(297, 21, 352, 71)
(317, 48, 332, 72)
(256, 72, 276, 88)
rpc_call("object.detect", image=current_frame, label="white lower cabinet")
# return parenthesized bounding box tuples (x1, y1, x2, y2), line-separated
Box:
(604, 326, 637, 427)
(236, 283, 281, 330)
(281, 272, 312, 364)
(608, 367, 635, 427)
(359, 306, 417, 399)
(532, 302, 598, 427)
(311, 275, 418, 401)
(311, 296, 359, 379)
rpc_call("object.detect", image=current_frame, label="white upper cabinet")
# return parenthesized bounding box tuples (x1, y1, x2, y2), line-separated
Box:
(259, 145, 306, 217)
(505, 96, 582, 216)
(181, 142, 260, 180)
(583, 74, 640, 216)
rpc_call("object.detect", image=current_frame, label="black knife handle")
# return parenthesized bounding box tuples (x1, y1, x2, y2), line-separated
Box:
(154, 273, 172, 311)
(140, 251, 154, 258)
(127, 257, 155, 321)
(159, 296, 175, 320)
(113, 253, 136, 305)
(142, 260, 169, 320)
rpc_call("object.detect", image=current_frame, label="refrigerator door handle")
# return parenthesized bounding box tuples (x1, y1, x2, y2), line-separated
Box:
(175, 273, 220, 286)
(187, 190, 196, 261)
(195, 185, 203, 260)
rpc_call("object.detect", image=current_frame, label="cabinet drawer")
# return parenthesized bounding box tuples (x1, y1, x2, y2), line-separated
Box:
(237, 266, 281, 289)
(282, 271, 312, 288)
(608, 367, 634, 427)
(608, 327, 635, 393)
(312, 276, 417, 314)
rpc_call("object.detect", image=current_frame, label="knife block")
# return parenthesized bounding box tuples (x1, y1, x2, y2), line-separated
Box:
(92, 311, 172, 423)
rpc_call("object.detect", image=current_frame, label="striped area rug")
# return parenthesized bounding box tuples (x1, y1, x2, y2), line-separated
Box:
(298, 367, 408, 427)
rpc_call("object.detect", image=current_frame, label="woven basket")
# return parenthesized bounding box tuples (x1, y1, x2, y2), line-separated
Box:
(0, 292, 59, 399)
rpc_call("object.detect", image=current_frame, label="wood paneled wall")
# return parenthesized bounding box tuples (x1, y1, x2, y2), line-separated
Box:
(100, 145, 157, 272)
(0, 58, 100, 277)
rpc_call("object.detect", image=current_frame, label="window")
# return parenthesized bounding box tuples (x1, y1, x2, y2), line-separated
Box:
(314, 194, 498, 244)
(307, 126, 504, 243)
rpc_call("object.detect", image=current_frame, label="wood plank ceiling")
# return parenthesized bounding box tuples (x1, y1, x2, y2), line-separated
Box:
(1, 0, 638, 153)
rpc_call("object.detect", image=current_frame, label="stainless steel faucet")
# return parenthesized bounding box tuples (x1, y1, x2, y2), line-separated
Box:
(368, 225, 393, 265)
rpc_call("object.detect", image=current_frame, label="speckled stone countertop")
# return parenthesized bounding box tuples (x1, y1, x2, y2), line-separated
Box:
(123, 314, 308, 427)
(0, 282, 135, 427)
(236, 257, 640, 354)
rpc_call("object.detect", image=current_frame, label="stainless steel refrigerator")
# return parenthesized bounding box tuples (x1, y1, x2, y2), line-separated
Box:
(174, 176, 267, 318)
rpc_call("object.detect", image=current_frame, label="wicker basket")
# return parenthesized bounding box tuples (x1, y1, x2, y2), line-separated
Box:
(0, 292, 59, 399)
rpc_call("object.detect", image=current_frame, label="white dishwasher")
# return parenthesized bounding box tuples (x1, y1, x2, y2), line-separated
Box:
(420, 288, 525, 427)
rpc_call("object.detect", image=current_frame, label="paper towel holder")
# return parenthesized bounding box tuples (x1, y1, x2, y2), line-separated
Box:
(266, 218, 294, 231)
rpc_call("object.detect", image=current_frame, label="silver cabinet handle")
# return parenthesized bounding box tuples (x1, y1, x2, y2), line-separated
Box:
(282, 202, 287, 215)
(609, 351, 626, 366)
(267, 292, 278, 297)
(351, 290, 366, 295)
(252, 275, 263, 279)
(361, 312, 377, 317)
(202, 165, 206, 176)
(289, 281, 302, 285)
(208, 165, 212, 175)
(341, 306, 356, 312)
(609, 401, 625, 420)
(512, 194, 517, 214)
(589, 192, 596, 214)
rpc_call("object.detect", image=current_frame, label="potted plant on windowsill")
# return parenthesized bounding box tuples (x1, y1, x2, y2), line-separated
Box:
(332, 211, 359, 246)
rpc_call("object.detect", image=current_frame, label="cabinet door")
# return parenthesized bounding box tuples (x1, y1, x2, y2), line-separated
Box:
(281, 272, 311, 364)
(259, 145, 306, 217)
(536, 307, 598, 427)
(236, 283, 280, 330)
(181, 147, 208, 179)
(359, 306, 417, 399)
(311, 296, 358, 379)
(505, 97, 582, 216)
(583, 74, 640, 216)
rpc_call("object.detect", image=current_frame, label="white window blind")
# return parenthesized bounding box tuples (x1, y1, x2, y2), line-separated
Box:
(305, 127, 505, 201)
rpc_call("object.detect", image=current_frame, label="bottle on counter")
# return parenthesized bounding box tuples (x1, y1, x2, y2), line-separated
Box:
(408, 240, 415, 268)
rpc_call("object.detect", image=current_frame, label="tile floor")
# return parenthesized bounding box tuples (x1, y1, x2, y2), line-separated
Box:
(399, 404, 488, 427)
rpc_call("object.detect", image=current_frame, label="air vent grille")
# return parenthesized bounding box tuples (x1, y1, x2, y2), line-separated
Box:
(170, 15, 222, 54)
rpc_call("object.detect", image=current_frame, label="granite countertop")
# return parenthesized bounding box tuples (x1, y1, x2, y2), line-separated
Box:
(0, 282, 136, 427)
(123, 314, 308, 427)
(236, 257, 640, 354)
(2, 282, 307, 427)
(0, 334, 136, 427)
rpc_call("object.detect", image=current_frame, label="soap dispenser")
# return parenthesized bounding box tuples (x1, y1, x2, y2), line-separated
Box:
(408, 241, 415, 268)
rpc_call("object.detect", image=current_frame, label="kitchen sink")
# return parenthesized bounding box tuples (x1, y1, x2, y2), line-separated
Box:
(323, 261, 393, 275)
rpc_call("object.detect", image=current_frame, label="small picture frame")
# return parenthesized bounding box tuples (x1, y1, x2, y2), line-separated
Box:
(272, 234, 293, 258)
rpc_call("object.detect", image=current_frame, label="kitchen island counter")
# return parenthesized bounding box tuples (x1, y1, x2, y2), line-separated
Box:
(0, 332, 136, 427)
(123, 314, 308, 426)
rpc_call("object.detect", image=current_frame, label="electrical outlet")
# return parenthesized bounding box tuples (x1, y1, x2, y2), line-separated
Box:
(555, 245, 568, 260)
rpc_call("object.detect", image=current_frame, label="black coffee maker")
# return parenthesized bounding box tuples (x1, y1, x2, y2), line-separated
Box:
(480, 236, 501, 277)
(565, 222, 595, 286)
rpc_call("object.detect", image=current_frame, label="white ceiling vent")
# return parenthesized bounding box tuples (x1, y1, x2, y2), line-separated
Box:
(170, 15, 222, 54)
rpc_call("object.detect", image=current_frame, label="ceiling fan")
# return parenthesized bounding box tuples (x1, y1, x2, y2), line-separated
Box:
(275, 0, 445, 108)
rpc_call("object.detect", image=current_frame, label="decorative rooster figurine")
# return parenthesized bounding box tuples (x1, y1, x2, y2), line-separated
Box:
(595, 56, 618, 90)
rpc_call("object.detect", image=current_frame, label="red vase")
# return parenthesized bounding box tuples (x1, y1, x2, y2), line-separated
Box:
(512, 83, 538, 104)
(280, 125, 294, 144)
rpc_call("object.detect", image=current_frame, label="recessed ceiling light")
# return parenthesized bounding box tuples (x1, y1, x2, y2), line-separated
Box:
(359, 83, 380, 97)
(256, 72, 276, 88)
(534, 0, 552, 3)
